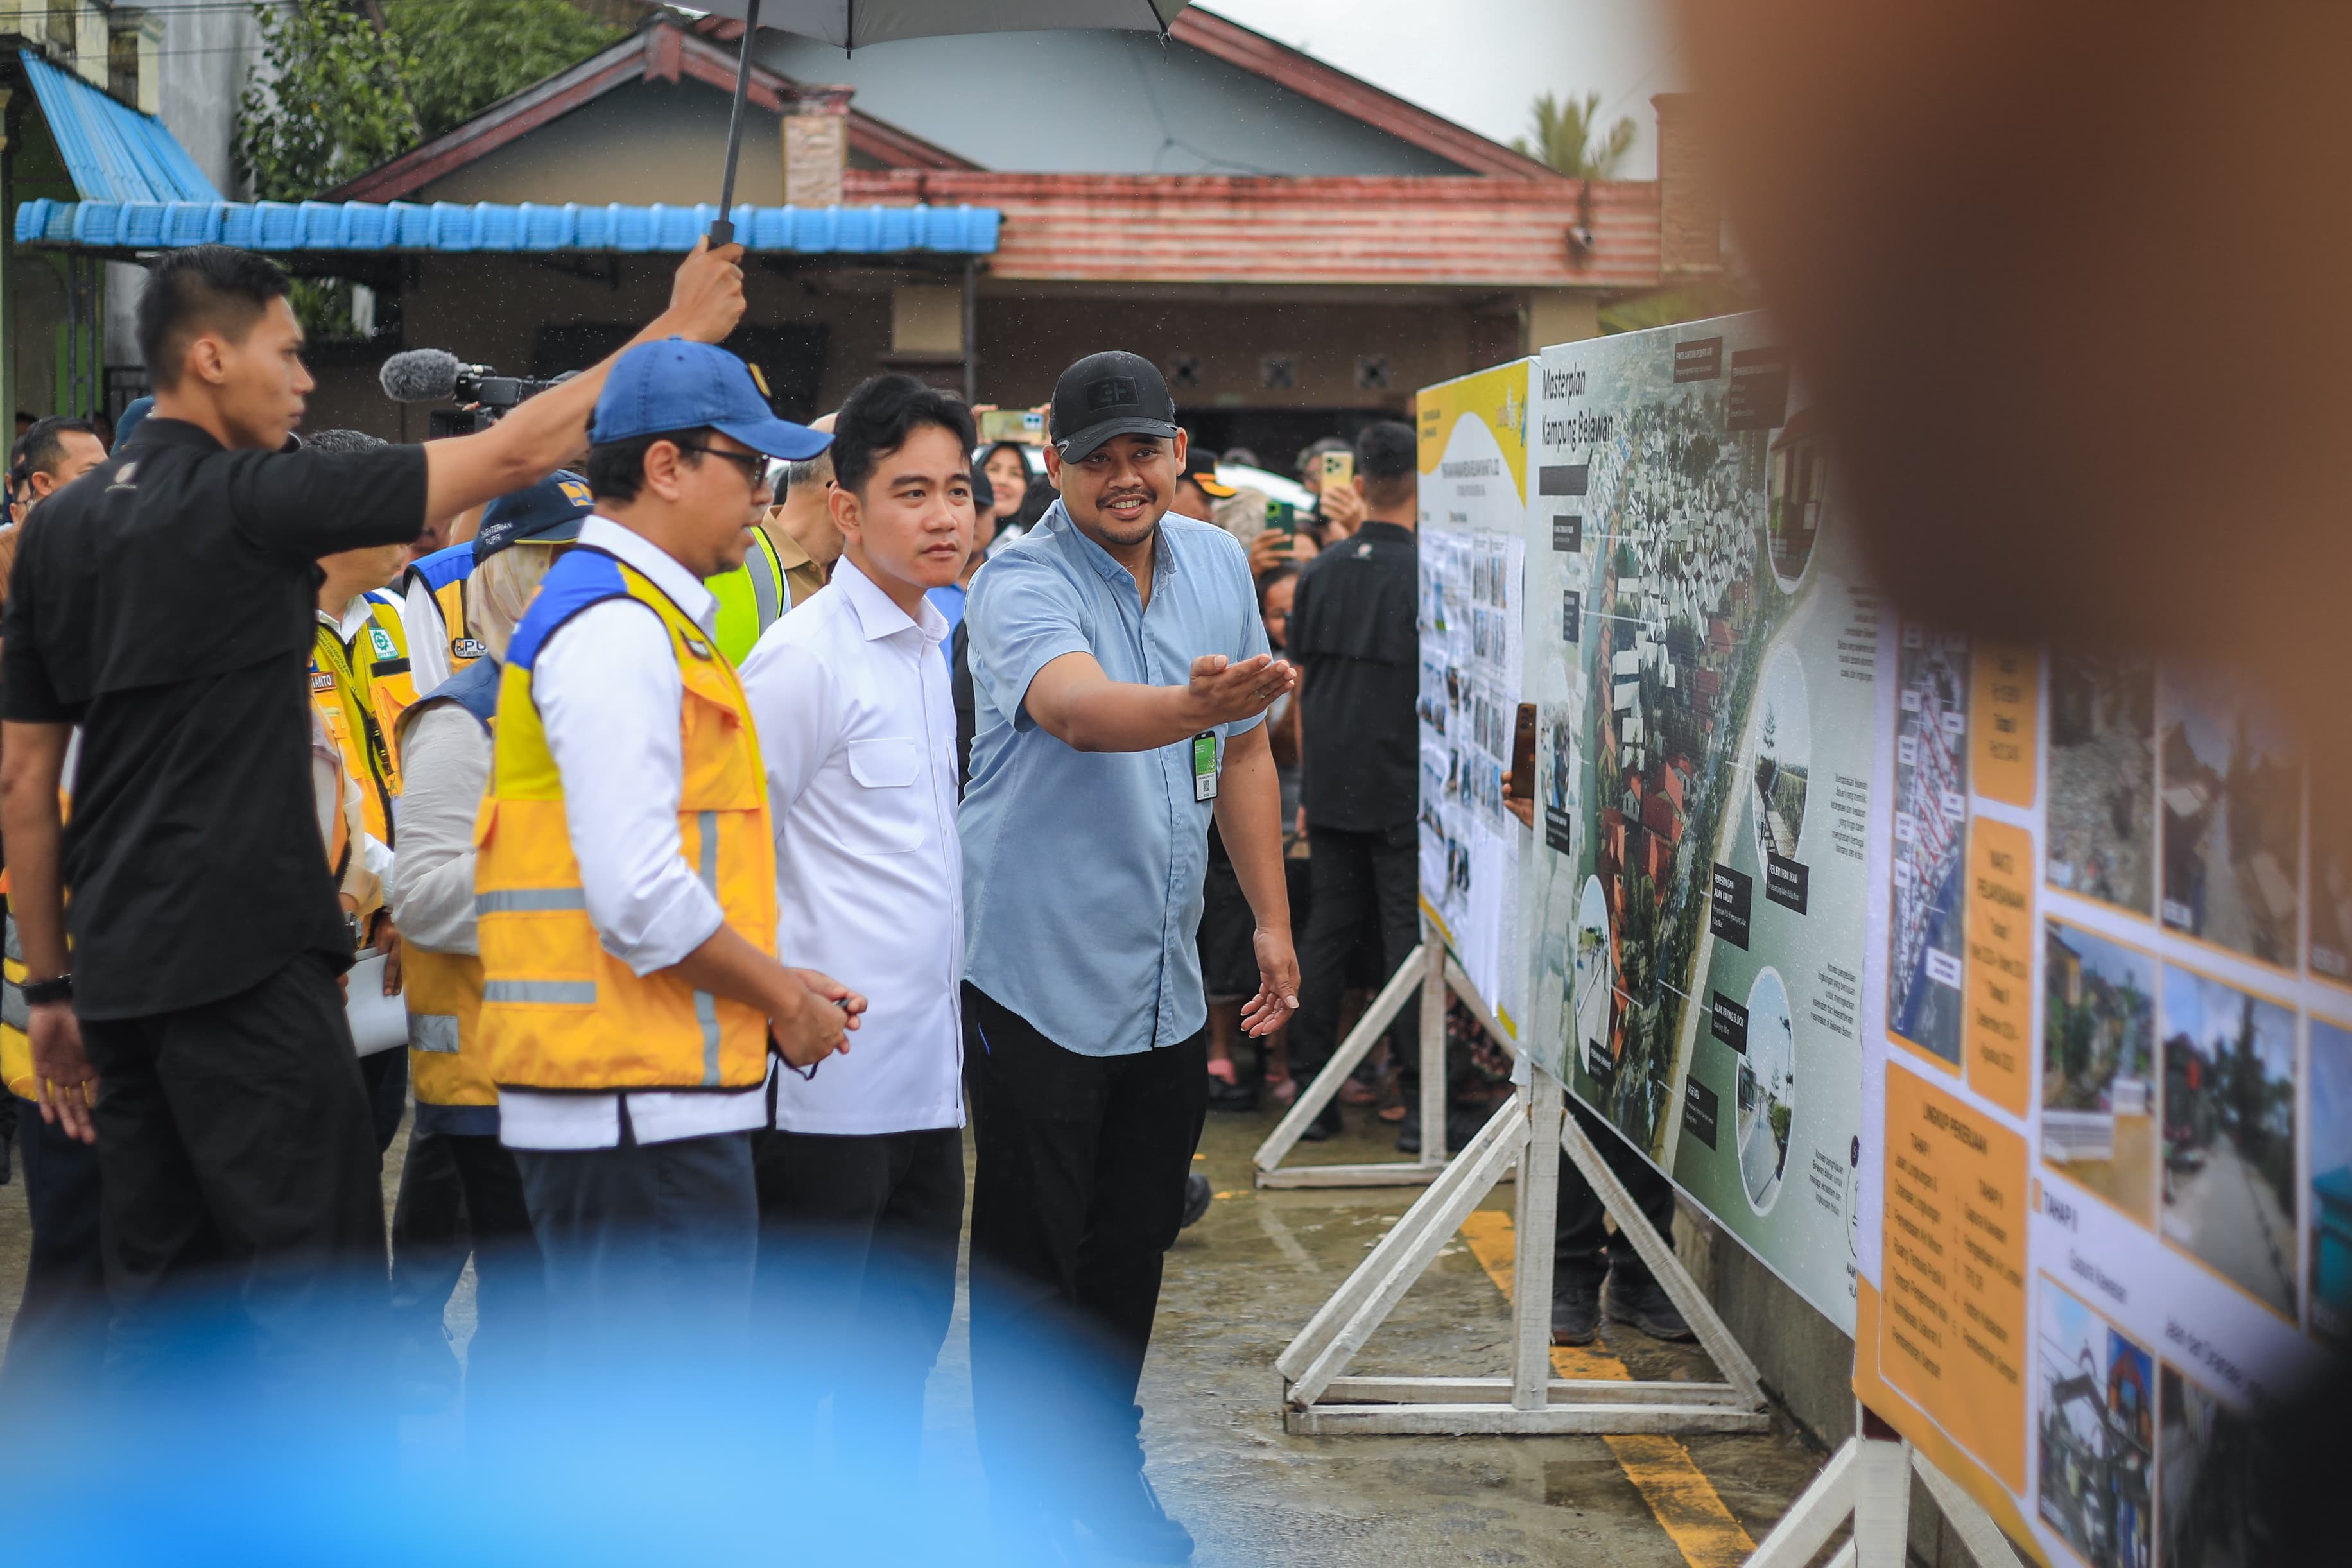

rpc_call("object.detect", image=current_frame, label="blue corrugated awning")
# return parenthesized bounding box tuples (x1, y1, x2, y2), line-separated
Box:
(19, 49, 220, 203)
(12, 197, 999, 256)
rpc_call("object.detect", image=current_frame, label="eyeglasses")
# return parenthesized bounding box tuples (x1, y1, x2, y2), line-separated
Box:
(675, 442, 772, 490)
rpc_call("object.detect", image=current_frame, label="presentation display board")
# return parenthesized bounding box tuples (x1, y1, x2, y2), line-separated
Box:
(1515, 314, 1875, 1329)
(1414, 359, 1531, 1038)
(1855, 641, 2343, 1565)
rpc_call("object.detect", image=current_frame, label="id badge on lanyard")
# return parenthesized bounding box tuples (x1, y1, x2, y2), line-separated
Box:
(1192, 731, 1219, 802)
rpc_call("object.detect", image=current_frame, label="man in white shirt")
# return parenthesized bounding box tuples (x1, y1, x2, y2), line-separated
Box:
(476, 340, 861, 1359)
(739, 374, 975, 1480)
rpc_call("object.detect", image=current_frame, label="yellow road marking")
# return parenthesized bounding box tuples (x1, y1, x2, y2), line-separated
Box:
(1458, 1209, 1758, 1568)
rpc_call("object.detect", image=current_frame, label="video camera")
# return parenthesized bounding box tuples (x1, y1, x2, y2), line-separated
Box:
(378, 349, 575, 437)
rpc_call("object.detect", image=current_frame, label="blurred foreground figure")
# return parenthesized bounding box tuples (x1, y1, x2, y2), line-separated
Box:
(1677, 0, 2352, 782)
(1681, 3, 2352, 1556)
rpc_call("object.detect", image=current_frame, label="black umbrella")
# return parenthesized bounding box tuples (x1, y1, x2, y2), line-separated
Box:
(696, 0, 1192, 243)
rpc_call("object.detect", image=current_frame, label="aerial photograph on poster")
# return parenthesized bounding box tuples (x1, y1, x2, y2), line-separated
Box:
(2035, 1279, 2156, 1568)
(2308, 1017, 2352, 1343)
(2042, 921, 2158, 1226)
(2159, 963, 2298, 1316)
(2157, 670, 2301, 968)
(2045, 653, 2156, 917)
(1516, 314, 1876, 1329)
(1750, 646, 1811, 868)
(2157, 1365, 2261, 1568)
(1885, 626, 1971, 1065)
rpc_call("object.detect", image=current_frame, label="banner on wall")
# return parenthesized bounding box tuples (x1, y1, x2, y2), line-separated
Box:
(1855, 642, 2341, 1565)
(1414, 359, 1530, 1038)
(1514, 313, 1876, 1329)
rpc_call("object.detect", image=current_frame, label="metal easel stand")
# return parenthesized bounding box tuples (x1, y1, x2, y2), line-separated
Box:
(1255, 933, 1496, 1189)
(1741, 1409, 2027, 1568)
(1274, 1054, 1771, 1436)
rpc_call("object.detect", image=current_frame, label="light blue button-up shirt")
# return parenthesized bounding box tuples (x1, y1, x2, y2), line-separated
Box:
(960, 501, 1270, 1056)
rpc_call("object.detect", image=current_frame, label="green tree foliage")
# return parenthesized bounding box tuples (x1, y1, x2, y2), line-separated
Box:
(383, 0, 628, 140)
(238, 1, 420, 202)
(1513, 90, 1636, 180)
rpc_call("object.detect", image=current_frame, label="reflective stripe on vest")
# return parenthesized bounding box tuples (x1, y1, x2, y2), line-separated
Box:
(404, 945, 495, 1107)
(709, 526, 788, 665)
(475, 551, 777, 1093)
(400, 663, 503, 1111)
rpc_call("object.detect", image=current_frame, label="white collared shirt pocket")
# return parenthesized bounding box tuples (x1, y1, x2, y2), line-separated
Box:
(838, 736, 926, 854)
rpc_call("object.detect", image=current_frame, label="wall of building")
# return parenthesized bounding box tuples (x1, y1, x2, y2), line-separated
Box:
(753, 29, 1466, 178)
(410, 80, 789, 209)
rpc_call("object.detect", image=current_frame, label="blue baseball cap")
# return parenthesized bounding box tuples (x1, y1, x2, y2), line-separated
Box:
(474, 470, 594, 563)
(589, 339, 832, 461)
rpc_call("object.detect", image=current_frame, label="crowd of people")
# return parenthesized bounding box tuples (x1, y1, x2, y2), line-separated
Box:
(0, 234, 1691, 1562)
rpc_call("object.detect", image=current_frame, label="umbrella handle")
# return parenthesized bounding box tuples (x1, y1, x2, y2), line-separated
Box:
(710, 0, 763, 248)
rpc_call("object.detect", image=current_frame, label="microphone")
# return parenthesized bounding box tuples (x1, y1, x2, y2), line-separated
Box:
(379, 348, 471, 404)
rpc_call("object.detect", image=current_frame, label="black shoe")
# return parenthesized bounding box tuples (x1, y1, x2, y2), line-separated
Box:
(1551, 1273, 1601, 1346)
(1072, 1468, 1195, 1564)
(1204, 1075, 1259, 1112)
(1297, 1099, 1343, 1142)
(1180, 1172, 1213, 1230)
(1394, 1107, 1421, 1155)
(1603, 1270, 1696, 1341)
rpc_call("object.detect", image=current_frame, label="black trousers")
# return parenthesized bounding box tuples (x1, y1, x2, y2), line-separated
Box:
(404, 1130, 543, 1401)
(1290, 822, 1423, 1081)
(388, 1126, 469, 1345)
(962, 984, 1207, 1501)
(0, 1093, 107, 1403)
(754, 1124, 964, 1477)
(77, 951, 388, 1404)
(514, 1128, 757, 1368)
(1555, 1101, 1678, 1288)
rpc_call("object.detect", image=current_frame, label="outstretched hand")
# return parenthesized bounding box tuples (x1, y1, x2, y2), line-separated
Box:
(1185, 653, 1297, 730)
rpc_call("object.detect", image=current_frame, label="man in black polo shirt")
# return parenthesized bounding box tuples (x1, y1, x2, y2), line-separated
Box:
(0, 241, 743, 1390)
(1286, 420, 1424, 1144)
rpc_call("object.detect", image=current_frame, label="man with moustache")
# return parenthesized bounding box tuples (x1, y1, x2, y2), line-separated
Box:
(957, 351, 1299, 1562)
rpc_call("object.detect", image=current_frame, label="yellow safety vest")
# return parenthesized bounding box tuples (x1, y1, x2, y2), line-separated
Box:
(408, 543, 487, 675)
(1, 923, 30, 1101)
(311, 593, 418, 843)
(474, 551, 777, 1092)
(393, 657, 504, 1112)
(710, 522, 790, 665)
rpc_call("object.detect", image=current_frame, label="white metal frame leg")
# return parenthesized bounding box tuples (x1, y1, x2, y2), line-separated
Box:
(1252, 940, 1433, 1187)
(1741, 1411, 2027, 1568)
(1273, 1056, 1772, 1438)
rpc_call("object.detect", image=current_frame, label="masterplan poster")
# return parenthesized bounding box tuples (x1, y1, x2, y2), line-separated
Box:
(1854, 642, 2341, 1567)
(1515, 314, 1876, 1329)
(1414, 359, 1530, 1039)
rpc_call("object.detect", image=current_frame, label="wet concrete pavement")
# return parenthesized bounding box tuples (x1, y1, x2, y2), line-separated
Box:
(0, 1094, 1831, 1565)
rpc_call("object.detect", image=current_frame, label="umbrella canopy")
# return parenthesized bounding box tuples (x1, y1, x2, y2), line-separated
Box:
(691, 0, 1189, 50)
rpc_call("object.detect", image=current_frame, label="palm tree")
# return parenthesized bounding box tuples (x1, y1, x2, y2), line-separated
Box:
(1514, 90, 1638, 180)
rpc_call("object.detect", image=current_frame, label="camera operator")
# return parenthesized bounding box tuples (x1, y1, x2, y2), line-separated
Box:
(0, 238, 745, 1399)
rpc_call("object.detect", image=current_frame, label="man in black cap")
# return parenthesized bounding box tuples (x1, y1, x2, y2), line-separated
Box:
(958, 351, 1299, 1561)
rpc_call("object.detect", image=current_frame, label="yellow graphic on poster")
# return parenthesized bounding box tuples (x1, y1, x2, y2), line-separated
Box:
(1414, 360, 1529, 1032)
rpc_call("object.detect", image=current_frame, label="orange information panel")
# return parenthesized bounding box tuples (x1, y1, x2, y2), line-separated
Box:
(1964, 818, 2034, 1116)
(1860, 633, 2337, 1568)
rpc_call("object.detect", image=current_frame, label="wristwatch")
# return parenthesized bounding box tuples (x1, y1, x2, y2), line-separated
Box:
(20, 974, 72, 1006)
